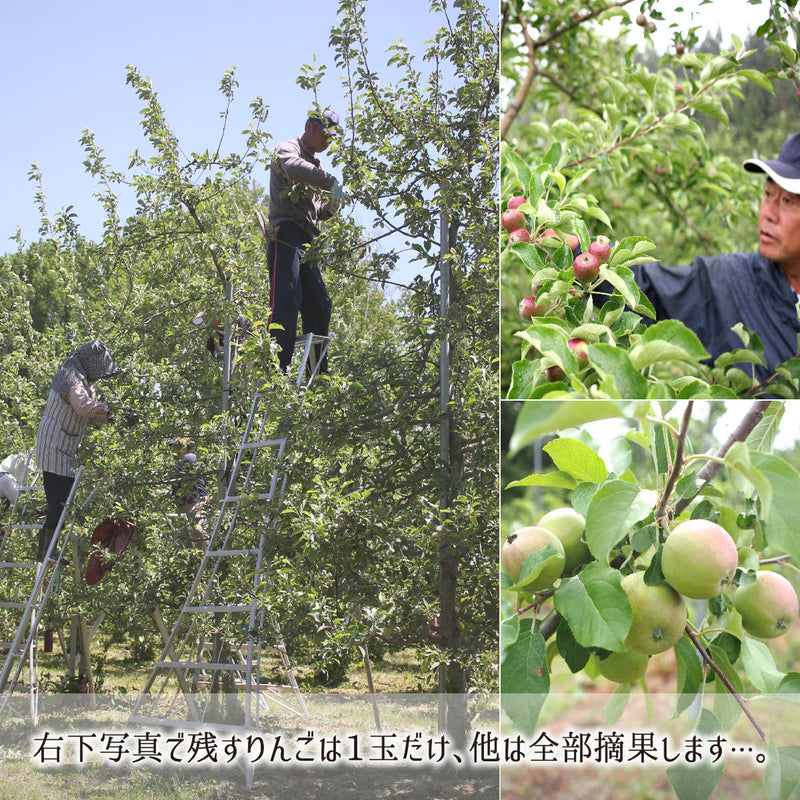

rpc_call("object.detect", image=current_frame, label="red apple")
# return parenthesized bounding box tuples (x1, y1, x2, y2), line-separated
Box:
(509, 228, 531, 244)
(567, 338, 590, 362)
(519, 294, 545, 320)
(537, 228, 580, 251)
(502, 209, 525, 232)
(507, 196, 527, 211)
(588, 236, 612, 264)
(544, 365, 565, 382)
(572, 252, 600, 283)
(636, 13, 648, 27)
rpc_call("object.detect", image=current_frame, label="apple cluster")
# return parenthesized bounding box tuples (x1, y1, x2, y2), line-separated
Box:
(511, 212, 613, 383)
(502, 512, 800, 685)
(501, 195, 530, 244)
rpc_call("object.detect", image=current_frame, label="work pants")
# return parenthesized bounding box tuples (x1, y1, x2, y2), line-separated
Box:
(37, 472, 74, 561)
(267, 221, 331, 373)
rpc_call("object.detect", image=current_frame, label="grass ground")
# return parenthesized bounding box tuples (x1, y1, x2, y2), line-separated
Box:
(0, 646, 499, 799)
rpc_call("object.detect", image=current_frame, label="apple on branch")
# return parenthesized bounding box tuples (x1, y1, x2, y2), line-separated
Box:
(572, 251, 600, 284)
(567, 338, 590, 363)
(595, 649, 650, 684)
(588, 235, 612, 264)
(501, 526, 566, 592)
(661, 519, 739, 599)
(519, 293, 546, 320)
(502, 208, 525, 233)
(621, 571, 687, 655)
(734, 570, 799, 639)
(509, 228, 531, 244)
(536, 507, 589, 573)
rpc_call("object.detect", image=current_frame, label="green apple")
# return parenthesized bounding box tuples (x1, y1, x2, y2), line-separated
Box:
(536, 507, 590, 573)
(734, 570, 799, 639)
(662, 519, 738, 599)
(595, 650, 650, 684)
(621, 571, 687, 655)
(501, 526, 565, 592)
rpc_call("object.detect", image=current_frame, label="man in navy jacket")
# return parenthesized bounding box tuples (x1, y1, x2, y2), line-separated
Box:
(629, 132, 800, 385)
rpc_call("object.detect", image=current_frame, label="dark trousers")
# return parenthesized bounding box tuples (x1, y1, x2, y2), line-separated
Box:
(267, 221, 332, 373)
(37, 472, 74, 561)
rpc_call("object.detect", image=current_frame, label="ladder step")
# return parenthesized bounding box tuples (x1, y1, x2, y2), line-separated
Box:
(8, 524, 41, 530)
(224, 492, 274, 503)
(0, 601, 30, 609)
(0, 562, 38, 569)
(205, 549, 260, 558)
(158, 660, 250, 671)
(184, 604, 252, 614)
(240, 438, 287, 451)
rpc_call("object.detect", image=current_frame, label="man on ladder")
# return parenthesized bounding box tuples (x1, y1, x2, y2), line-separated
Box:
(265, 108, 345, 374)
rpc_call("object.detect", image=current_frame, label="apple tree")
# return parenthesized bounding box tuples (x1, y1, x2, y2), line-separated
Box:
(501, 399, 800, 799)
(0, 0, 498, 707)
(501, 0, 800, 398)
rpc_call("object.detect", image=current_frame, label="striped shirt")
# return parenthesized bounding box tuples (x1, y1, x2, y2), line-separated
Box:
(36, 383, 109, 476)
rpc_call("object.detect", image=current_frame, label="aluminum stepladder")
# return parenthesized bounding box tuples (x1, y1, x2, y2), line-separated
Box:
(0, 464, 84, 724)
(129, 333, 330, 736)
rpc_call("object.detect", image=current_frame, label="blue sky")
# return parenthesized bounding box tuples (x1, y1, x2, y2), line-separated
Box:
(0, 0, 456, 287)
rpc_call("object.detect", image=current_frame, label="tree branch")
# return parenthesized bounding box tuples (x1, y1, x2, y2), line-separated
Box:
(684, 624, 767, 742)
(672, 400, 773, 516)
(655, 401, 693, 524)
(501, 15, 537, 140)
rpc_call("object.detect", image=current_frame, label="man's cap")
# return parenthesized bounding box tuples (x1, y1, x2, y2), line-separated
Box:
(308, 108, 340, 131)
(743, 132, 800, 194)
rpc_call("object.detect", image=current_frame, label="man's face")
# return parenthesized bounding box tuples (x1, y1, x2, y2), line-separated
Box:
(303, 120, 333, 153)
(758, 179, 800, 272)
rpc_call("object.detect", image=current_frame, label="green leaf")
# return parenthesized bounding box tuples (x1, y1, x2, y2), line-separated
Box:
(708, 644, 743, 730)
(509, 400, 626, 454)
(585, 480, 657, 564)
(501, 142, 531, 193)
(602, 265, 640, 309)
(776, 672, 800, 699)
(667, 759, 724, 800)
(508, 543, 564, 591)
(765, 743, 800, 800)
(690, 95, 729, 125)
(675, 634, 703, 715)
(630, 320, 711, 369)
(508, 241, 547, 273)
(516, 323, 577, 372)
(500, 619, 548, 735)
(588, 344, 650, 398)
(507, 359, 539, 400)
(741, 634, 785, 694)
(724, 441, 773, 510)
(738, 68, 774, 93)
(543, 437, 608, 483)
(749, 451, 800, 565)
(553, 562, 632, 652)
(500, 614, 520, 655)
(556, 618, 591, 673)
(505, 471, 577, 490)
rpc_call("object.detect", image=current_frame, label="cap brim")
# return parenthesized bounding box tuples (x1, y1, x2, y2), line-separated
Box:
(743, 159, 800, 194)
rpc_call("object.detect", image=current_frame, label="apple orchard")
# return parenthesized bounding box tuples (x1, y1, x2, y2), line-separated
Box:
(501, 400, 800, 799)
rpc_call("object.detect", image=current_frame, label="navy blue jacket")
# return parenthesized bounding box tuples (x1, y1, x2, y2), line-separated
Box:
(630, 253, 800, 384)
